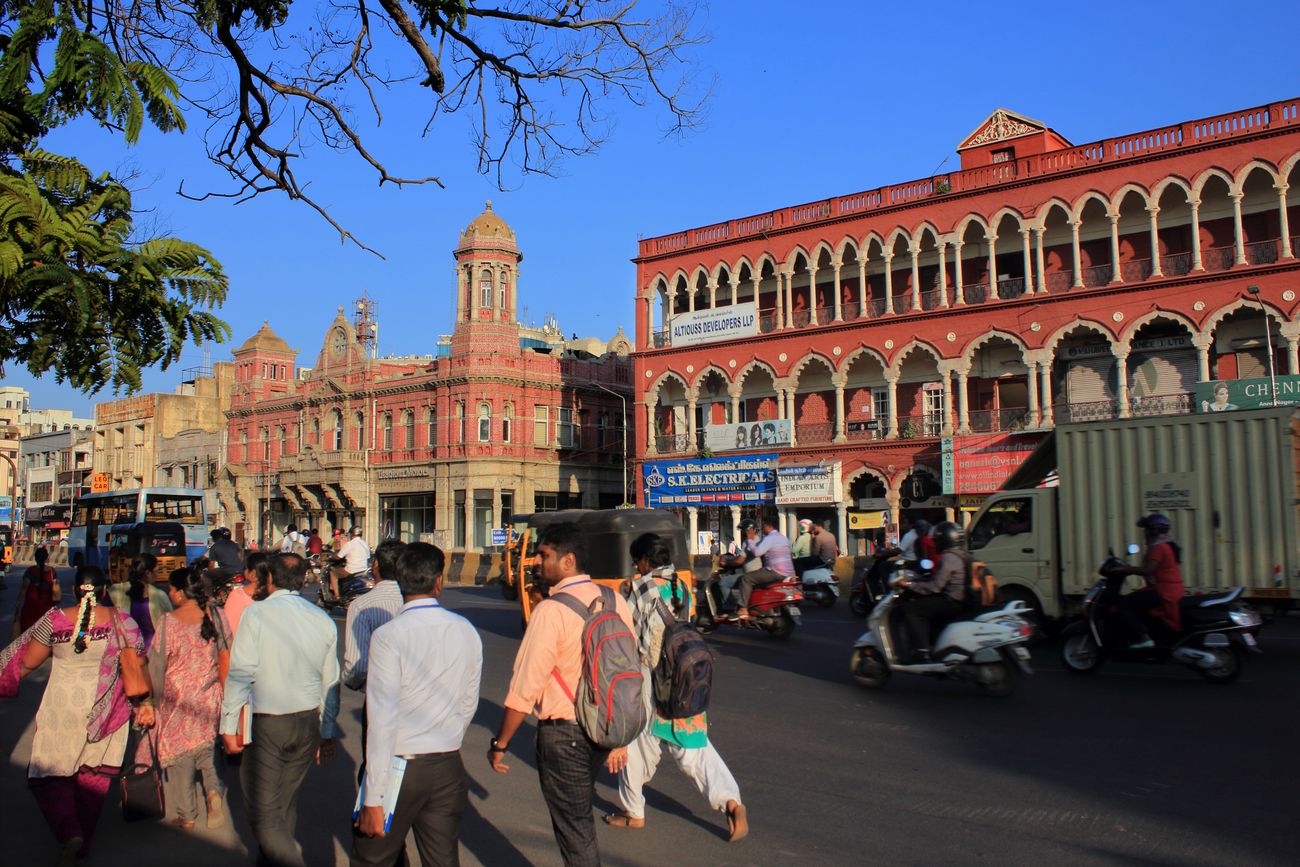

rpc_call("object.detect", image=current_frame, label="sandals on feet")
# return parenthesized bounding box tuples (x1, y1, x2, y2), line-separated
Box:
(602, 813, 645, 829)
(726, 802, 749, 842)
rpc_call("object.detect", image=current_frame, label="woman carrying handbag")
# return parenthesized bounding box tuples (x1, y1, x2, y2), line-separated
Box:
(0, 564, 154, 865)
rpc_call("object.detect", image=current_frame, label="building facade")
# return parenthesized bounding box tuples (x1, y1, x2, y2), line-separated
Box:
(218, 203, 633, 551)
(632, 97, 1300, 554)
(19, 428, 94, 541)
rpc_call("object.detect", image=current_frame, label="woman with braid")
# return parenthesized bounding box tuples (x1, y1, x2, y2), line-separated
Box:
(0, 564, 154, 863)
(143, 567, 231, 830)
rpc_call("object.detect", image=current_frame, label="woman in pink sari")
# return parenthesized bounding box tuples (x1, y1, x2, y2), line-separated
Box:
(0, 565, 154, 864)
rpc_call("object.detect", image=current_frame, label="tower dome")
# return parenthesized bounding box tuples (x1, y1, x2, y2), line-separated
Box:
(459, 200, 516, 248)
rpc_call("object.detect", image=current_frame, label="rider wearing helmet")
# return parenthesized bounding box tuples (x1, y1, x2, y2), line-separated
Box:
(1108, 513, 1185, 649)
(330, 526, 372, 602)
(208, 527, 244, 579)
(896, 521, 967, 662)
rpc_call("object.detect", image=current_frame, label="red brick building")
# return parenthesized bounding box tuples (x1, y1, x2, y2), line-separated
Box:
(632, 98, 1300, 553)
(218, 203, 633, 550)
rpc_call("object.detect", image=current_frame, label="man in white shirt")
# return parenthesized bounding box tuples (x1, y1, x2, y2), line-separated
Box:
(353, 542, 482, 867)
(330, 526, 372, 602)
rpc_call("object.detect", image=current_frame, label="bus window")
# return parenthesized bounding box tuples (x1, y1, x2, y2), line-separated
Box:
(143, 494, 204, 524)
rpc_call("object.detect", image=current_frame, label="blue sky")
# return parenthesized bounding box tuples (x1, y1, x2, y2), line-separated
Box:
(7, 0, 1296, 416)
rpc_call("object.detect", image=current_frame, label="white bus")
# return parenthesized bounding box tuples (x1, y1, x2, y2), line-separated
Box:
(67, 488, 209, 568)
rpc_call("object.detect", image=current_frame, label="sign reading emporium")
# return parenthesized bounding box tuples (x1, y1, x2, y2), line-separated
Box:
(642, 453, 777, 507)
(669, 302, 758, 347)
(776, 462, 842, 505)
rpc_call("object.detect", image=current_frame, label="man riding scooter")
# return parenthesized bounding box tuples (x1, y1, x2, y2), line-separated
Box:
(1103, 513, 1186, 649)
(328, 526, 371, 602)
(896, 522, 965, 662)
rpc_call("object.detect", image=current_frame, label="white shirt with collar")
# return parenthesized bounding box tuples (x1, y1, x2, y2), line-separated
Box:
(340, 536, 371, 574)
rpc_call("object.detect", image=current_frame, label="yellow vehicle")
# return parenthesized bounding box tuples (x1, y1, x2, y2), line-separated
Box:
(508, 508, 694, 626)
(0, 525, 12, 573)
(107, 522, 188, 585)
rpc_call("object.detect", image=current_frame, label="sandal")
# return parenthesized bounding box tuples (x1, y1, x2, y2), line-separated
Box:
(726, 801, 748, 842)
(206, 791, 226, 829)
(602, 813, 645, 829)
(170, 817, 197, 831)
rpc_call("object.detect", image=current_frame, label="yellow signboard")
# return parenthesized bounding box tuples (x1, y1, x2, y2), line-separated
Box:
(90, 473, 110, 493)
(957, 494, 987, 512)
(848, 511, 884, 530)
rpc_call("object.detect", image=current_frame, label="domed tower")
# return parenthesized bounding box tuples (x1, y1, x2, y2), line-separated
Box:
(452, 201, 523, 353)
(232, 321, 296, 401)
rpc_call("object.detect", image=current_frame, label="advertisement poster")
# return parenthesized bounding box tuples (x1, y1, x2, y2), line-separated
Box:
(776, 462, 842, 505)
(942, 433, 1046, 495)
(705, 419, 792, 452)
(668, 302, 758, 347)
(642, 453, 778, 507)
(1194, 375, 1300, 412)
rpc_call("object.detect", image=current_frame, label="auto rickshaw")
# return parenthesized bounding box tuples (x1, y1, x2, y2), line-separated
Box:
(107, 522, 188, 585)
(500, 509, 590, 603)
(514, 508, 694, 626)
(0, 524, 12, 573)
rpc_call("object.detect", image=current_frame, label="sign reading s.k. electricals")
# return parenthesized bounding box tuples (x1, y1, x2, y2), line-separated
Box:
(642, 453, 777, 507)
(668, 302, 758, 347)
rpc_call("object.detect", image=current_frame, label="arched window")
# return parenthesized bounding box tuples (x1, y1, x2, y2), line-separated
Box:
(502, 402, 513, 443)
(354, 412, 365, 449)
(260, 427, 269, 461)
(427, 407, 437, 447)
(381, 413, 393, 450)
(331, 409, 344, 451)
(478, 402, 492, 442)
(240, 431, 248, 461)
(403, 410, 415, 449)
(479, 268, 493, 308)
(499, 274, 509, 309)
(278, 425, 287, 455)
(311, 417, 320, 446)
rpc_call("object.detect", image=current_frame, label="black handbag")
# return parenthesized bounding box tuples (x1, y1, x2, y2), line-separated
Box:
(120, 726, 166, 822)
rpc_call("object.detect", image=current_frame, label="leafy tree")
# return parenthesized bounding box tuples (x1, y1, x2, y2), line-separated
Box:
(0, 0, 229, 394)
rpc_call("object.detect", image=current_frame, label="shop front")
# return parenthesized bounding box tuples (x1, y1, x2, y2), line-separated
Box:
(642, 452, 778, 553)
(776, 461, 844, 550)
(375, 465, 437, 543)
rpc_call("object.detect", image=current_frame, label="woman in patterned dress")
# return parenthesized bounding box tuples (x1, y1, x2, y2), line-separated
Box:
(0, 564, 154, 864)
(143, 567, 229, 830)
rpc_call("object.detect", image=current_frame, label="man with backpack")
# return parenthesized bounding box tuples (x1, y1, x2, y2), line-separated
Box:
(488, 522, 637, 867)
(896, 521, 967, 662)
(603, 533, 747, 842)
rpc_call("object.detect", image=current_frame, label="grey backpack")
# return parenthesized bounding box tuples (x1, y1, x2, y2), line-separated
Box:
(550, 586, 647, 749)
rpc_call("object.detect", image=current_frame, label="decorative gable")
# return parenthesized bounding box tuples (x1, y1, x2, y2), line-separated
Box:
(958, 108, 1047, 151)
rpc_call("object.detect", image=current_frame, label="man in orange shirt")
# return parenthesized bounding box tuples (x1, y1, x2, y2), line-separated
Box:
(488, 523, 634, 867)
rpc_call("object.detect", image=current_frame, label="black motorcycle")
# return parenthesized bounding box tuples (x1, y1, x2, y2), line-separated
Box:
(316, 557, 374, 613)
(1060, 546, 1262, 684)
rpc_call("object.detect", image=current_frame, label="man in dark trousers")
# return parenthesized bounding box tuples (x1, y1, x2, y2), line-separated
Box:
(352, 542, 481, 866)
(487, 523, 634, 867)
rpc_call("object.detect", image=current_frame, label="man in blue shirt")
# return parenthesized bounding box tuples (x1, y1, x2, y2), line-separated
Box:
(220, 553, 340, 867)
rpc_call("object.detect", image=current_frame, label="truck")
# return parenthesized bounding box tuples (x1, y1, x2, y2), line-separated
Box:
(968, 406, 1300, 623)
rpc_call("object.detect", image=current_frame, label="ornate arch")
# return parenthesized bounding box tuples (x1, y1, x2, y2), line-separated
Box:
(911, 220, 942, 247)
(843, 463, 890, 491)
(1120, 309, 1200, 348)
(734, 359, 780, 392)
(884, 226, 912, 253)
(841, 345, 889, 373)
(834, 235, 860, 261)
(888, 338, 944, 373)
(689, 364, 733, 395)
(1234, 159, 1281, 190)
(732, 255, 757, 280)
(1203, 297, 1289, 334)
(1151, 174, 1194, 202)
(647, 370, 690, 404)
(962, 329, 1030, 362)
(783, 245, 811, 272)
(710, 261, 732, 287)
(1033, 197, 1073, 230)
(810, 240, 836, 266)
(987, 206, 1026, 231)
(1110, 182, 1152, 211)
(754, 253, 779, 276)
(860, 230, 887, 258)
(1191, 166, 1235, 197)
(1044, 318, 1119, 353)
(1070, 190, 1112, 221)
(954, 213, 991, 239)
(789, 351, 837, 383)
(643, 272, 670, 301)
(1280, 150, 1300, 182)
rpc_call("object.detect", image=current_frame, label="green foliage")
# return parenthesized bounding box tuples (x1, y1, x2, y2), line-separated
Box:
(0, 0, 228, 394)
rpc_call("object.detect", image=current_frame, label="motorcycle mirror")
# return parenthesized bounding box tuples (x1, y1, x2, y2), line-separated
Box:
(919, 559, 934, 571)
(1126, 543, 1140, 555)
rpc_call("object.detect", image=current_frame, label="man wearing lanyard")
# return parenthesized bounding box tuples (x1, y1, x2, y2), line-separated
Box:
(353, 542, 482, 867)
(488, 523, 634, 867)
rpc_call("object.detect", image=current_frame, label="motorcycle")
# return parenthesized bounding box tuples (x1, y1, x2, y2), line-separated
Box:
(849, 549, 903, 617)
(850, 563, 1035, 696)
(1059, 545, 1262, 684)
(795, 556, 840, 607)
(316, 557, 374, 612)
(695, 567, 803, 639)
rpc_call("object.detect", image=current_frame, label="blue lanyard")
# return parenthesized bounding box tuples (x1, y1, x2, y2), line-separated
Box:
(402, 602, 441, 614)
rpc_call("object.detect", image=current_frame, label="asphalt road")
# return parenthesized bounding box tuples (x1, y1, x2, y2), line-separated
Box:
(1, 566, 1298, 866)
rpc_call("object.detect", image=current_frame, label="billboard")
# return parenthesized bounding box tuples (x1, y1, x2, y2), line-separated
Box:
(668, 302, 758, 348)
(642, 453, 777, 508)
(776, 462, 842, 505)
(941, 432, 1046, 495)
(704, 419, 792, 452)
(1194, 375, 1300, 412)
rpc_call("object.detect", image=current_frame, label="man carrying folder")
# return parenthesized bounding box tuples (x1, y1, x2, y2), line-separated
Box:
(352, 542, 482, 867)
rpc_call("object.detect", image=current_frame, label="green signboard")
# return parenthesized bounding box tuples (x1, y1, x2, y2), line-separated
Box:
(1194, 375, 1300, 412)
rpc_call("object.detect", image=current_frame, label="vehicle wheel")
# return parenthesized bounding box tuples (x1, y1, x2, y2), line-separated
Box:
(499, 578, 519, 601)
(1198, 646, 1244, 684)
(850, 647, 890, 688)
(814, 590, 836, 608)
(976, 660, 1018, 697)
(1060, 625, 1104, 675)
(768, 609, 796, 640)
(849, 592, 872, 618)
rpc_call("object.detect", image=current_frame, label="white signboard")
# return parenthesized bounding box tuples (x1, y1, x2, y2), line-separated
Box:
(705, 419, 792, 452)
(776, 462, 842, 505)
(669, 302, 758, 347)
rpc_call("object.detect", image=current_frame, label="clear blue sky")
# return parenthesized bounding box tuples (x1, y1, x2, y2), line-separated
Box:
(6, 0, 1296, 416)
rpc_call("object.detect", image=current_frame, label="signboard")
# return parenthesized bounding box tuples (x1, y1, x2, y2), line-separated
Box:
(490, 527, 509, 547)
(91, 473, 110, 493)
(847, 420, 880, 433)
(642, 453, 778, 508)
(1141, 473, 1197, 513)
(848, 511, 885, 530)
(668, 302, 758, 348)
(776, 462, 842, 505)
(857, 497, 889, 511)
(942, 432, 1046, 495)
(1063, 335, 1192, 360)
(1195, 375, 1300, 412)
(26, 504, 71, 524)
(957, 494, 987, 512)
(705, 419, 792, 452)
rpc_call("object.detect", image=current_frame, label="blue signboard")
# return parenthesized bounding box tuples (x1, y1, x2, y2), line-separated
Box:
(643, 453, 778, 508)
(490, 527, 509, 547)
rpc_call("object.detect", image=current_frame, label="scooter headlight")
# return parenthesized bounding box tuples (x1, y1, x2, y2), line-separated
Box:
(1229, 609, 1260, 627)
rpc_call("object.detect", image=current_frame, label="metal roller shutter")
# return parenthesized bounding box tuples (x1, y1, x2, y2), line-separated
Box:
(1128, 350, 1198, 397)
(1066, 358, 1115, 404)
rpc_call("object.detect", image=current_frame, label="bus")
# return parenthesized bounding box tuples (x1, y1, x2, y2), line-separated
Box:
(67, 488, 209, 568)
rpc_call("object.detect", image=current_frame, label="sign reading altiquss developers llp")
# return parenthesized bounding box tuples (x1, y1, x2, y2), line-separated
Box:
(668, 302, 758, 347)
(1194, 375, 1300, 412)
(642, 453, 778, 507)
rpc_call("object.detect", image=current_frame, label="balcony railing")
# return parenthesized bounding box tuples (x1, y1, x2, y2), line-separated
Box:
(1053, 399, 1118, 424)
(966, 407, 1032, 433)
(920, 288, 947, 310)
(998, 277, 1028, 299)
(1120, 258, 1154, 282)
(1044, 271, 1074, 293)
(1203, 244, 1235, 271)
(842, 301, 861, 319)
(868, 298, 889, 317)
(896, 412, 945, 440)
(1052, 392, 1193, 424)
(1081, 263, 1113, 287)
(1130, 391, 1194, 418)
(791, 310, 811, 328)
(1161, 252, 1192, 276)
(964, 282, 990, 304)
(814, 306, 835, 324)
(1245, 238, 1279, 265)
(654, 433, 693, 454)
(759, 312, 778, 333)
(794, 423, 834, 445)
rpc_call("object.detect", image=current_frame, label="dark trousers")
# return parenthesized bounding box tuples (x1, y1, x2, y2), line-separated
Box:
(904, 595, 962, 653)
(536, 723, 608, 867)
(350, 752, 468, 867)
(241, 710, 321, 867)
(1119, 587, 1162, 641)
(737, 568, 784, 608)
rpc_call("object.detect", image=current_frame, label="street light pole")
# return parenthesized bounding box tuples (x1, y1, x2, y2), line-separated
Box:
(1246, 285, 1278, 407)
(591, 381, 629, 506)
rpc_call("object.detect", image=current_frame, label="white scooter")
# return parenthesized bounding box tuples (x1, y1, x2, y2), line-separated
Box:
(799, 564, 840, 607)
(850, 563, 1035, 696)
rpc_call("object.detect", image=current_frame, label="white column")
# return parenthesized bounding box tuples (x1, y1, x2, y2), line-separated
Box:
(937, 242, 950, 307)
(1194, 336, 1211, 382)
(857, 259, 868, 319)
(886, 374, 899, 438)
(836, 503, 848, 561)
(909, 243, 922, 311)
(645, 403, 658, 456)
(1116, 351, 1131, 419)
(956, 368, 970, 434)
(1147, 206, 1163, 277)
(832, 264, 843, 321)
(774, 273, 785, 329)
(1108, 213, 1123, 283)
(883, 254, 895, 314)
(1027, 360, 1040, 428)
(1021, 228, 1034, 294)
(1034, 227, 1046, 292)
(1070, 219, 1083, 287)
(986, 233, 999, 299)
(807, 265, 818, 326)
(940, 370, 953, 436)
(834, 382, 847, 443)
(707, 278, 718, 309)
(953, 242, 965, 305)
(685, 398, 697, 448)
(787, 391, 798, 445)
(687, 507, 699, 554)
(784, 271, 794, 326)
(1040, 361, 1054, 427)
(776, 388, 786, 421)
(1278, 185, 1293, 259)
(688, 282, 696, 312)
(1230, 191, 1247, 266)
(730, 391, 740, 422)
(1288, 338, 1300, 377)
(1190, 199, 1204, 272)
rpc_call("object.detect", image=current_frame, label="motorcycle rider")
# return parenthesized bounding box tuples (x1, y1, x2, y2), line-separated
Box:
(791, 519, 813, 558)
(207, 527, 244, 580)
(809, 522, 838, 569)
(897, 517, 931, 566)
(896, 521, 966, 662)
(731, 514, 795, 621)
(329, 526, 372, 602)
(1107, 513, 1185, 650)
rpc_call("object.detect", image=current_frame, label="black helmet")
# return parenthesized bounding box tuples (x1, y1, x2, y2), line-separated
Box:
(738, 519, 757, 533)
(1137, 513, 1171, 534)
(913, 519, 932, 537)
(931, 521, 962, 552)
(210, 527, 231, 541)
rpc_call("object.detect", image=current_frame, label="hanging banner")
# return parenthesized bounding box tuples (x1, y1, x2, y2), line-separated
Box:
(776, 462, 842, 505)
(642, 453, 777, 508)
(705, 419, 792, 452)
(1195, 375, 1300, 412)
(848, 511, 885, 530)
(668, 302, 758, 347)
(942, 433, 1046, 495)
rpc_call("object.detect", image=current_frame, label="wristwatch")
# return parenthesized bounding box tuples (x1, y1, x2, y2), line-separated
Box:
(490, 737, 508, 753)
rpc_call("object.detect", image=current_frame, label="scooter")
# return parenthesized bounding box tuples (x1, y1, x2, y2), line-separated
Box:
(695, 567, 803, 639)
(850, 563, 1035, 696)
(316, 558, 374, 612)
(849, 549, 902, 617)
(796, 557, 840, 607)
(1059, 545, 1262, 684)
